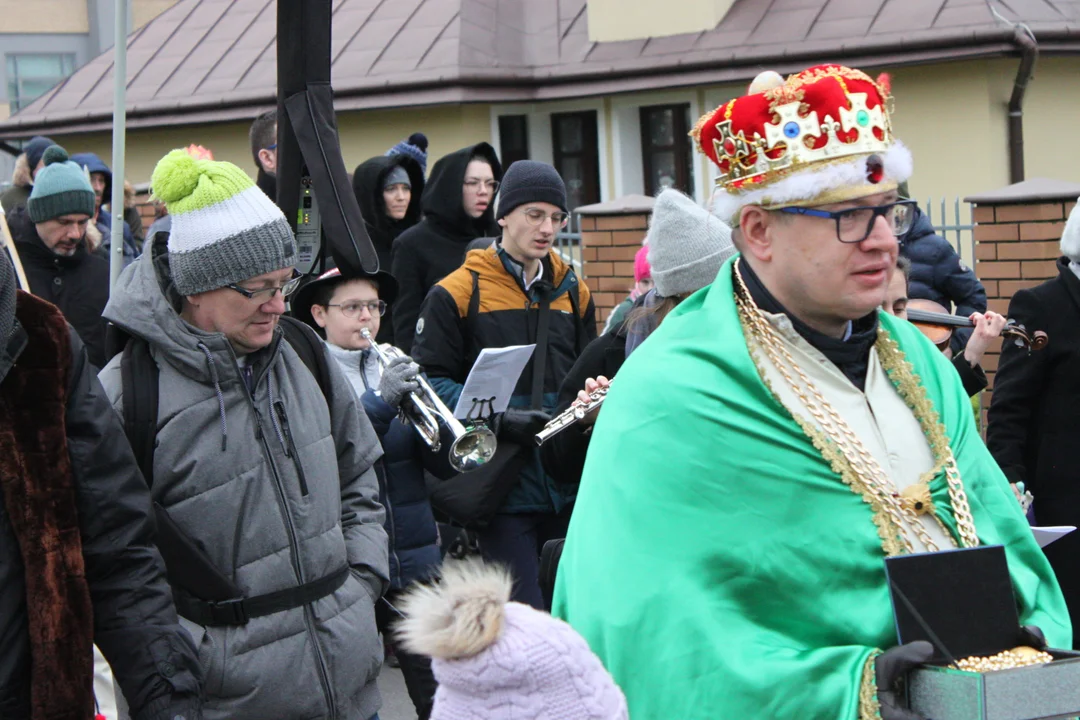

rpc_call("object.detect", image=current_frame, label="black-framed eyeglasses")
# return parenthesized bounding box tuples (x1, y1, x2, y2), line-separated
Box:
(326, 300, 387, 318)
(520, 207, 570, 229)
(463, 178, 500, 193)
(226, 271, 302, 301)
(779, 200, 917, 244)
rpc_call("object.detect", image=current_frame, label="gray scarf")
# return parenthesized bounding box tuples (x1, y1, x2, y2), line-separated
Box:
(0, 249, 16, 350)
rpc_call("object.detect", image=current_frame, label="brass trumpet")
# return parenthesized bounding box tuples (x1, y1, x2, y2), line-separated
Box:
(534, 386, 608, 446)
(361, 329, 497, 472)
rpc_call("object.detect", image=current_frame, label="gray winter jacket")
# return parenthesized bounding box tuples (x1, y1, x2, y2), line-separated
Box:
(98, 242, 389, 720)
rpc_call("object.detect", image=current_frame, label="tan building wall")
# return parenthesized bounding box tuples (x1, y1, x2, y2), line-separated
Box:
(587, 0, 735, 42)
(50, 103, 497, 186)
(133, 0, 179, 30)
(0, 0, 90, 33)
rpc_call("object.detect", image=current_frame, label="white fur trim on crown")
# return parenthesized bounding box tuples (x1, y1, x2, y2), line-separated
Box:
(1061, 196, 1080, 263)
(711, 141, 913, 221)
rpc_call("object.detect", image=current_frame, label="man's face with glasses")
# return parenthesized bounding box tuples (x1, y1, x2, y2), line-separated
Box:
(498, 202, 568, 264)
(182, 266, 296, 354)
(462, 159, 498, 219)
(739, 189, 904, 337)
(310, 278, 384, 351)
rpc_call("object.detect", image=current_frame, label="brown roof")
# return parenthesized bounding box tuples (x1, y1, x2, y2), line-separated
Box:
(2, 0, 1079, 137)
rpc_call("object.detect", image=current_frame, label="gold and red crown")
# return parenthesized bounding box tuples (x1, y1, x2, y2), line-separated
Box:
(692, 65, 897, 195)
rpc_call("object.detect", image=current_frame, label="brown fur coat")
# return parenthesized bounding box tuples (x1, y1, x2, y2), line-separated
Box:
(0, 292, 94, 720)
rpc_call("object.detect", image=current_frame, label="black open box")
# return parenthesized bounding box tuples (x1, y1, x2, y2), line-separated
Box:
(886, 545, 1080, 720)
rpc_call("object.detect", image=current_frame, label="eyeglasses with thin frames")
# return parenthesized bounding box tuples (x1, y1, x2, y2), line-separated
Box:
(520, 207, 570, 229)
(464, 178, 500, 193)
(325, 300, 387, 318)
(778, 200, 917, 244)
(226, 272, 302, 302)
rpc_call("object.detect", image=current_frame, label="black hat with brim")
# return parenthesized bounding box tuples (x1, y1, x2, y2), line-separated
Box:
(291, 265, 398, 334)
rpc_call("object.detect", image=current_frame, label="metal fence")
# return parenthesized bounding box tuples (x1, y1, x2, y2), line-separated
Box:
(921, 197, 976, 267)
(553, 212, 584, 274)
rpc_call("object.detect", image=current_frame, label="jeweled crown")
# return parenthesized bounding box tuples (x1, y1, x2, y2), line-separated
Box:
(692, 65, 896, 193)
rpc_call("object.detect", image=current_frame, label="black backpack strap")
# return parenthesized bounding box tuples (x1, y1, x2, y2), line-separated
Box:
(120, 337, 159, 487)
(279, 315, 331, 401)
(567, 278, 585, 355)
(467, 270, 481, 329)
(531, 294, 552, 409)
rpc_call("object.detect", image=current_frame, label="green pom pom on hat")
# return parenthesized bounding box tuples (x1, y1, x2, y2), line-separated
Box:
(27, 144, 96, 224)
(152, 147, 297, 296)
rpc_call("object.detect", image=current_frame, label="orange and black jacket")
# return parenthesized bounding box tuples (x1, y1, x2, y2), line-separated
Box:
(410, 244, 596, 513)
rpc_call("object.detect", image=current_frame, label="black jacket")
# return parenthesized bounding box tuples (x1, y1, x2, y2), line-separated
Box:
(10, 207, 110, 369)
(391, 143, 502, 352)
(899, 207, 987, 355)
(0, 313, 202, 719)
(352, 155, 425, 345)
(540, 324, 629, 488)
(412, 245, 596, 513)
(952, 353, 988, 398)
(987, 257, 1080, 645)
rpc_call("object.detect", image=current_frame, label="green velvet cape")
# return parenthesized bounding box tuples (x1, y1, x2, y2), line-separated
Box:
(552, 257, 1069, 720)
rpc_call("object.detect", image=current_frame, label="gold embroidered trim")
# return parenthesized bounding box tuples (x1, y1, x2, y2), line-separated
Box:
(859, 651, 883, 720)
(738, 306, 905, 556)
(733, 262, 980, 552)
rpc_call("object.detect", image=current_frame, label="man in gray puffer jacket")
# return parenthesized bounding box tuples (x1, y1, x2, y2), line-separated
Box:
(98, 150, 389, 720)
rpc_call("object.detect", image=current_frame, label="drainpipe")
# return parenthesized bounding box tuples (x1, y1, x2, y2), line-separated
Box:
(1007, 28, 1038, 185)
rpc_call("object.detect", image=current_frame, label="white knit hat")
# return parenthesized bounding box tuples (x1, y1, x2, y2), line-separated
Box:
(646, 189, 736, 298)
(1062, 197, 1080, 263)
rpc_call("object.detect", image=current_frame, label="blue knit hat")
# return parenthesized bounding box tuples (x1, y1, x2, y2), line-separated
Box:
(27, 146, 96, 223)
(24, 135, 56, 173)
(387, 132, 428, 175)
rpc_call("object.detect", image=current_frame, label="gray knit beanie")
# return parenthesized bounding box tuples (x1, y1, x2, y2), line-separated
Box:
(151, 149, 296, 296)
(646, 189, 735, 298)
(496, 161, 567, 221)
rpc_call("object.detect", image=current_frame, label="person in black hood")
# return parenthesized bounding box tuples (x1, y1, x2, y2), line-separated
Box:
(352, 153, 425, 344)
(391, 142, 502, 352)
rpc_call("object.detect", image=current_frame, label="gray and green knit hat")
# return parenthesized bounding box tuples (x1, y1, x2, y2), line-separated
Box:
(151, 149, 296, 296)
(27, 146, 96, 223)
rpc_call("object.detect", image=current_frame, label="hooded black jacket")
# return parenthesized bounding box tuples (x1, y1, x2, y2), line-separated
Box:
(9, 207, 110, 369)
(352, 155, 425, 345)
(391, 143, 502, 352)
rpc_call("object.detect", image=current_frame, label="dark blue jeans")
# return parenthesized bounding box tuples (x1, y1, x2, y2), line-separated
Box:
(477, 510, 571, 610)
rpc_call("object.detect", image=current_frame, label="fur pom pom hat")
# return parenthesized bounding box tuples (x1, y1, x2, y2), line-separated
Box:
(396, 561, 629, 720)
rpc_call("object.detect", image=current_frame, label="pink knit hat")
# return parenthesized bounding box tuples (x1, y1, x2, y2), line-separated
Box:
(397, 561, 629, 720)
(634, 244, 651, 283)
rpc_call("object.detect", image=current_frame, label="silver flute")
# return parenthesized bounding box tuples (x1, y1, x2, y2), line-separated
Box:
(533, 386, 608, 446)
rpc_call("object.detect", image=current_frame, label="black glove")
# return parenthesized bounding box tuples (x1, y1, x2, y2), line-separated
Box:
(1019, 624, 1047, 649)
(378, 355, 421, 410)
(875, 641, 933, 720)
(492, 408, 551, 445)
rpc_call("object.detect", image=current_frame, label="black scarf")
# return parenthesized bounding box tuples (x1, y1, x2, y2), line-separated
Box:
(0, 249, 15, 351)
(739, 260, 878, 390)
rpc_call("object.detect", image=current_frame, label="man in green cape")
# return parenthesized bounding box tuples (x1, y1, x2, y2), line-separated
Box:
(552, 64, 1070, 720)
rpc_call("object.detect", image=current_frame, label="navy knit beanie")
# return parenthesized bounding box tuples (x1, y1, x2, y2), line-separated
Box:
(495, 161, 567, 221)
(24, 135, 56, 173)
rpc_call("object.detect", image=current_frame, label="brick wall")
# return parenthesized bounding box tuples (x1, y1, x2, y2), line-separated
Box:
(578, 212, 650, 334)
(971, 195, 1076, 411)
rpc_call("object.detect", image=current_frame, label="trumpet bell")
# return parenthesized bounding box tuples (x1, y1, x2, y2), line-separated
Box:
(450, 426, 498, 473)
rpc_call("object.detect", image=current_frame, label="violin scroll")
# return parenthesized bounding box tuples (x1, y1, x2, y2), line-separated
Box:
(1003, 321, 1048, 353)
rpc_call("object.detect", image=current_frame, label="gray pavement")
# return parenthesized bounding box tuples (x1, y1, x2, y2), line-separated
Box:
(377, 662, 417, 720)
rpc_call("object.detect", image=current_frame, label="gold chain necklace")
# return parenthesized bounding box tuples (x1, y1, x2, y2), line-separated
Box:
(732, 259, 979, 554)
